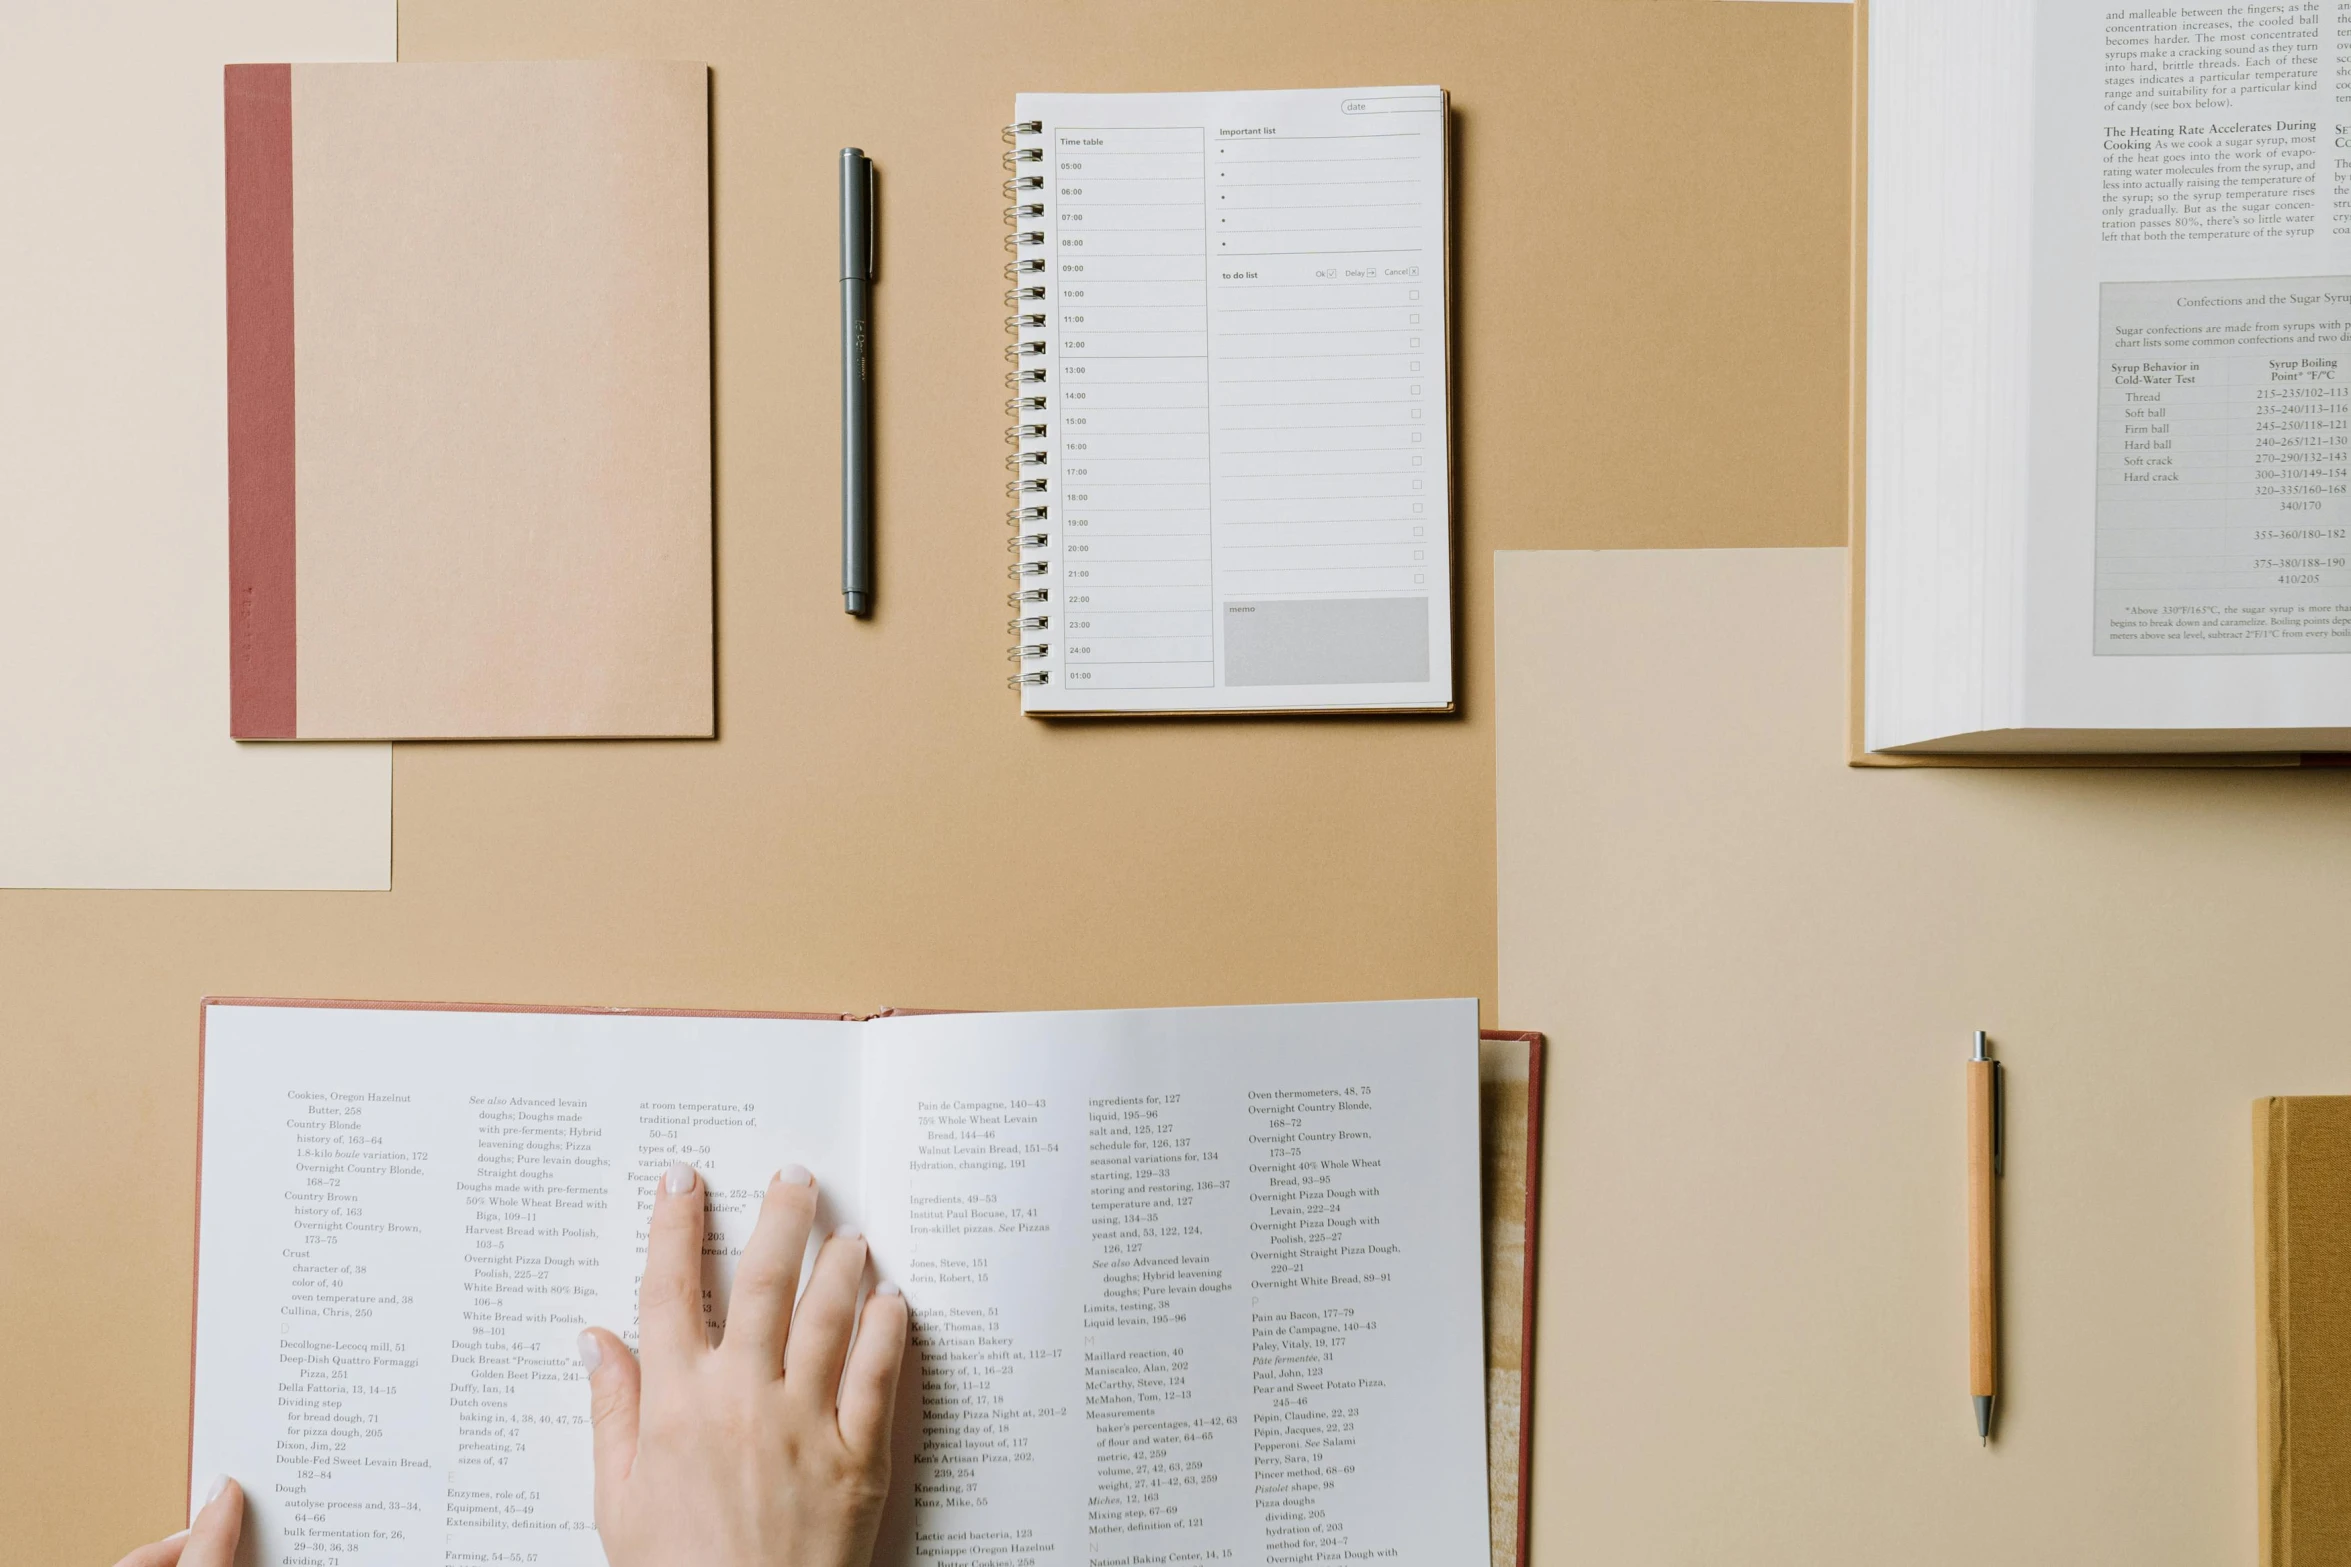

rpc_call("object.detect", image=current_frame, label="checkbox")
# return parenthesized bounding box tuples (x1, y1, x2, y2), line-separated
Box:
(1412, 502, 1424, 513)
(1411, 455, 1423, 466)
(1409, 361, 1420, 372)
(1410, 432, 1422, 443)
(1411, 407, 1422, 419)
(1409, 313, 1420, 324)
(1413, 525, 1425, 536)
(1409, 289, 1421, 300)
(1410, 385, 1421, 396)
(1412, 479, 1423, 490)
(1408, 337, 1421, 348)
(1413, 550, 1425, 560)
(1413, 572, 1425, 584)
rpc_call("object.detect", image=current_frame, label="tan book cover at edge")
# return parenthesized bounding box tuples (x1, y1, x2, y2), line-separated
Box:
(2256, 1097, 2351, 1567)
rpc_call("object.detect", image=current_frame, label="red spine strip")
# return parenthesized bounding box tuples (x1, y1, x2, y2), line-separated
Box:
(224, 64, 297, 738)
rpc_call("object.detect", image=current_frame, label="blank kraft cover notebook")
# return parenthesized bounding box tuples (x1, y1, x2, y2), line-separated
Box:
(224, 61, 713, 741)
(1002, 88, 1453, 714)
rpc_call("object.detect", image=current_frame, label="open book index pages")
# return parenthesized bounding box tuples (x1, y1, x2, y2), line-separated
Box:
(858, 1000, 1489, 1567)
(1012, 88, 1453, 713)
(191, 1005, 867, 1564)
(190, 999, 1490, 1567)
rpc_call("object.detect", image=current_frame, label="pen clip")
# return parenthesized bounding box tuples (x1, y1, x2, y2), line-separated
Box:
(865, 160, 878, 281)
(1992, 1059, 2004, 1179)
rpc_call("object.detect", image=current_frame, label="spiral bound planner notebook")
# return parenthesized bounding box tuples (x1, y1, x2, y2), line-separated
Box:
(1003, 88, 1454, 715)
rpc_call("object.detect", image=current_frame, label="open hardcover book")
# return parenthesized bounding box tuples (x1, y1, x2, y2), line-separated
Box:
(189, 998, 1542, 1567)
(1863, 1, 2351, 755)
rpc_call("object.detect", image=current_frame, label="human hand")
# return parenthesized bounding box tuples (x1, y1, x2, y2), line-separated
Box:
(580, 1162, 908, 1567)
(110, 1475, 243, 1567)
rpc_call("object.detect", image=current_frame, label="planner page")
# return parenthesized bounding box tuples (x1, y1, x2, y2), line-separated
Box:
(1009, 88, 1453, 714)
(858, 999, 1489, 1567)
(190, 1003, 866, 1565)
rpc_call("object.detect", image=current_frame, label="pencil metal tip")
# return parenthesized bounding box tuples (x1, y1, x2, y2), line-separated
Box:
(1974, 1394, 1995, 1445)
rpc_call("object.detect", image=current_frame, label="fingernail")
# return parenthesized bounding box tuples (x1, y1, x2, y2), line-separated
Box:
(664, 1161, 695, 1195)
(835, 1226, 863, 1242)
(875, 1281, 901, 1296)
(204, 1474, 229, 1505)
(163, 1530, 190, 1545)
(576, 1330, 602, 1372)
(779, 1163, 811, 1187)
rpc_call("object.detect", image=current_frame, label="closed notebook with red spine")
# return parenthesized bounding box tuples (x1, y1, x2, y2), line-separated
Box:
(223, 61, 713, 741)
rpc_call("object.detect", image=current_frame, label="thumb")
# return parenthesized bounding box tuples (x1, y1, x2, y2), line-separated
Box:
(580, 1327, 643, 1500)
(179, 1476, 244, 1567)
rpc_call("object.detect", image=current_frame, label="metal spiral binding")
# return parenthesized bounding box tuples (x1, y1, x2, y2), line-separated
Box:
(1002, 121, 1051, 689)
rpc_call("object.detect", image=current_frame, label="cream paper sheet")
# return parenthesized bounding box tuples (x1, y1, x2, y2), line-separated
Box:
(0, 0, 390, 888)
(1499, 547, 2351, 1563)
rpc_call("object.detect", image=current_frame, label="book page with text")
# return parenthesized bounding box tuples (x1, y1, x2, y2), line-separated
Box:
(1011, 88, 1453, 714)
(190, 1003, 864, 1565)
(858, 999, 1487, 1567)
(2026, 0, 2351, 727)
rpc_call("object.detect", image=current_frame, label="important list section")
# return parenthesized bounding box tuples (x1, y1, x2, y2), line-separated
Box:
(1209, 109, 1443, 679)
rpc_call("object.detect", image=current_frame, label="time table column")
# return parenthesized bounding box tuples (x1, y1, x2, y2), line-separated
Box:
(1052, 126, 1213, 690)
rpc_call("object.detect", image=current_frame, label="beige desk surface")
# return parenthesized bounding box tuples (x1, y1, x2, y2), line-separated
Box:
(1501, 549, 2351, 1565)
(0, 2, 1852, 1557)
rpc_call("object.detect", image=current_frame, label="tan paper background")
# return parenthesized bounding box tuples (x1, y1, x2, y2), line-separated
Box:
(1498, 547, 2351, 1565)
(0, 2, 1853, 1558)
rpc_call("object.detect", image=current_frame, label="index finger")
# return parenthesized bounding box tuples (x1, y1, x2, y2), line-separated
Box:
(638, 1162, 710, 1366)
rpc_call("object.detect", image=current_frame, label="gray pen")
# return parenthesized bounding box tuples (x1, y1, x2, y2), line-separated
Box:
(840, 148, 875, 617)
